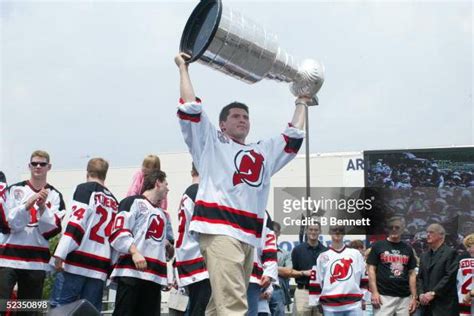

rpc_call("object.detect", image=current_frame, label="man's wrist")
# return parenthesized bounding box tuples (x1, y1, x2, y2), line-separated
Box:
(295, 101, 307, 107)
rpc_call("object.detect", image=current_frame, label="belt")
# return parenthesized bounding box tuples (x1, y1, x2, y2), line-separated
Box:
(297, 284, 310, 290)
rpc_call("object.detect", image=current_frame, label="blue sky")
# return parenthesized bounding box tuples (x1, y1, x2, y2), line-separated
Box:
(1, 0, 472, 181)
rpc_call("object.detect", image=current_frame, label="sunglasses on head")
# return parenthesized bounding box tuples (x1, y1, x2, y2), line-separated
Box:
(30, 162, 48, 167)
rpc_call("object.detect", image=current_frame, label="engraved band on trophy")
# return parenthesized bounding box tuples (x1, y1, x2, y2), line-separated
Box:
(180, 0, 324, 105)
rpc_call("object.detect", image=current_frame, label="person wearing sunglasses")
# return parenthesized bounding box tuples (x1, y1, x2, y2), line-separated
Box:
(367, 217, 418, 316)
(0, 150, 66, 309)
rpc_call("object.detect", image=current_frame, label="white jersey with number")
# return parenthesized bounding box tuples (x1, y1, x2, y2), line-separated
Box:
(174, 183, 209, 287)
(178, 98, 304, 247)
(457, 257, 474, 315)
(250, 211, 278, 285)
(110, 195, 168, 285)
(54, 182, 118, 281)
(0, 181, 65, 271)
(309, 246, 368, 312)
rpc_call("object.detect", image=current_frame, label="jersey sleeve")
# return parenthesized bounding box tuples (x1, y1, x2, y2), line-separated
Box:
(38, 189, 66, 240)
(109, 197, 137, 254)
(259, 124, 304, 176)
(54, 186, 93, 259)
(5, 187, 30, 233)
(177, 98, 217, 170)
(261, 214, 278, 283)
(308, 264, 322, 306)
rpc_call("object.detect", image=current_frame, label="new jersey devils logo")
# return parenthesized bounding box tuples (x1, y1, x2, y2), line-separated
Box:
(145, 214, 165, 241)
(233, 150, 265, 187)
(329, 258, 353, 283)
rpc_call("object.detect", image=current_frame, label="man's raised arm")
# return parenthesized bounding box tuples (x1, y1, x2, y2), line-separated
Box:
(291, 96, 312, 130)
(175, 53, 196, 102)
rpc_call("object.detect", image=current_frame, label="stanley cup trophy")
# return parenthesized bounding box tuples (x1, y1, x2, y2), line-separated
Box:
(179, 0, 324, 105)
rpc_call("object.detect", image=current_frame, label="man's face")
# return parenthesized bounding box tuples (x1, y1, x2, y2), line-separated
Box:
(156, 180, 169, 200)
(386, 219, 404, 239)
(29, 156, 51, 179)
(330, 227, 345, 244)
(306, 225, 320, 242)
(426, 225, 443, 245)
(219, 108, 250, 141)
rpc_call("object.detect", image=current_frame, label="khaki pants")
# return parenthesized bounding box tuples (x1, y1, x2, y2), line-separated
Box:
(373, 295, 410, 316)
(199, 234, 254, 316)
(294, 288, 322, 316)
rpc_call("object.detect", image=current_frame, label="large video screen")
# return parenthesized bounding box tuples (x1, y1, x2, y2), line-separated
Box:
(364, 147, 474, 255)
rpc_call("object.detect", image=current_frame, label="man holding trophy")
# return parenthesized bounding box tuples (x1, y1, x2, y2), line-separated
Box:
(175, 1, 324, 314)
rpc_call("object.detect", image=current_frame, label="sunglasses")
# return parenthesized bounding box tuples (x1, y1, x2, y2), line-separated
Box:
(30, 162, 48, 167)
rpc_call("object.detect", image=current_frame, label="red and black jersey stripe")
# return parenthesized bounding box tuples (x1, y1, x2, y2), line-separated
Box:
(109, 229, 132, 243)
(193, 201, 263, 237)
(283, 134, 303, 154)
(177, 97, 202, 122)
(42, 214, 62, 240)
(177, 110, 201, 123)
(174, 257, 207, 277)
(115, 255, 167, 277)
(0, 244, 50, 263)
(309, 283, 322, 295)
(64, 222, 85, 245)
(459, 303, 471, 314)
(251, 262, 263, 279)
(320, 293, 363, 306)
(65, 250, 111, 274)
(262, 249, 277, 263)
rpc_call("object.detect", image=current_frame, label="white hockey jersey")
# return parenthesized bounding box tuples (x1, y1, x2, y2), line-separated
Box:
(457, 257, 473, 315)
(250, 211, 278, 285)
(174, 183, 209, 287)
(178, 98, 304, 247)
(54, 182, 118, 281)
(309, 246, 368, 312)
(0, 181, 65, 271)
(110, 195, 168, 285)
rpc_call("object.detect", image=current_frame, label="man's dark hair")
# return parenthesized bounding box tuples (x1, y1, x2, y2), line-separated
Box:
(219, 102, 249, 123)
(0, 171, 5, 183)
(142, 170, 167, 193)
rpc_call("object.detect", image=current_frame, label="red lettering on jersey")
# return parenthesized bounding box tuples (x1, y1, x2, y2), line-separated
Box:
(330, 258, 353, 283)
(95, 193, 118, 211)
(145, 214, 165, 241)
(233, 150, 265, 187)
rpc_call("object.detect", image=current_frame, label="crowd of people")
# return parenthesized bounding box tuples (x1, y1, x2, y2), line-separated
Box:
(367, 153, 474, 256)
(0, 55, 472, 316)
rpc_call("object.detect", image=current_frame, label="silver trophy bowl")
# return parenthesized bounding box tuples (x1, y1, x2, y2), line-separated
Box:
(180, 0, 324, 105)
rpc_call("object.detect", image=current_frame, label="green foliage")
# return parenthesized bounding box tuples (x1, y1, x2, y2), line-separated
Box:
(42, 235, 60, 299)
